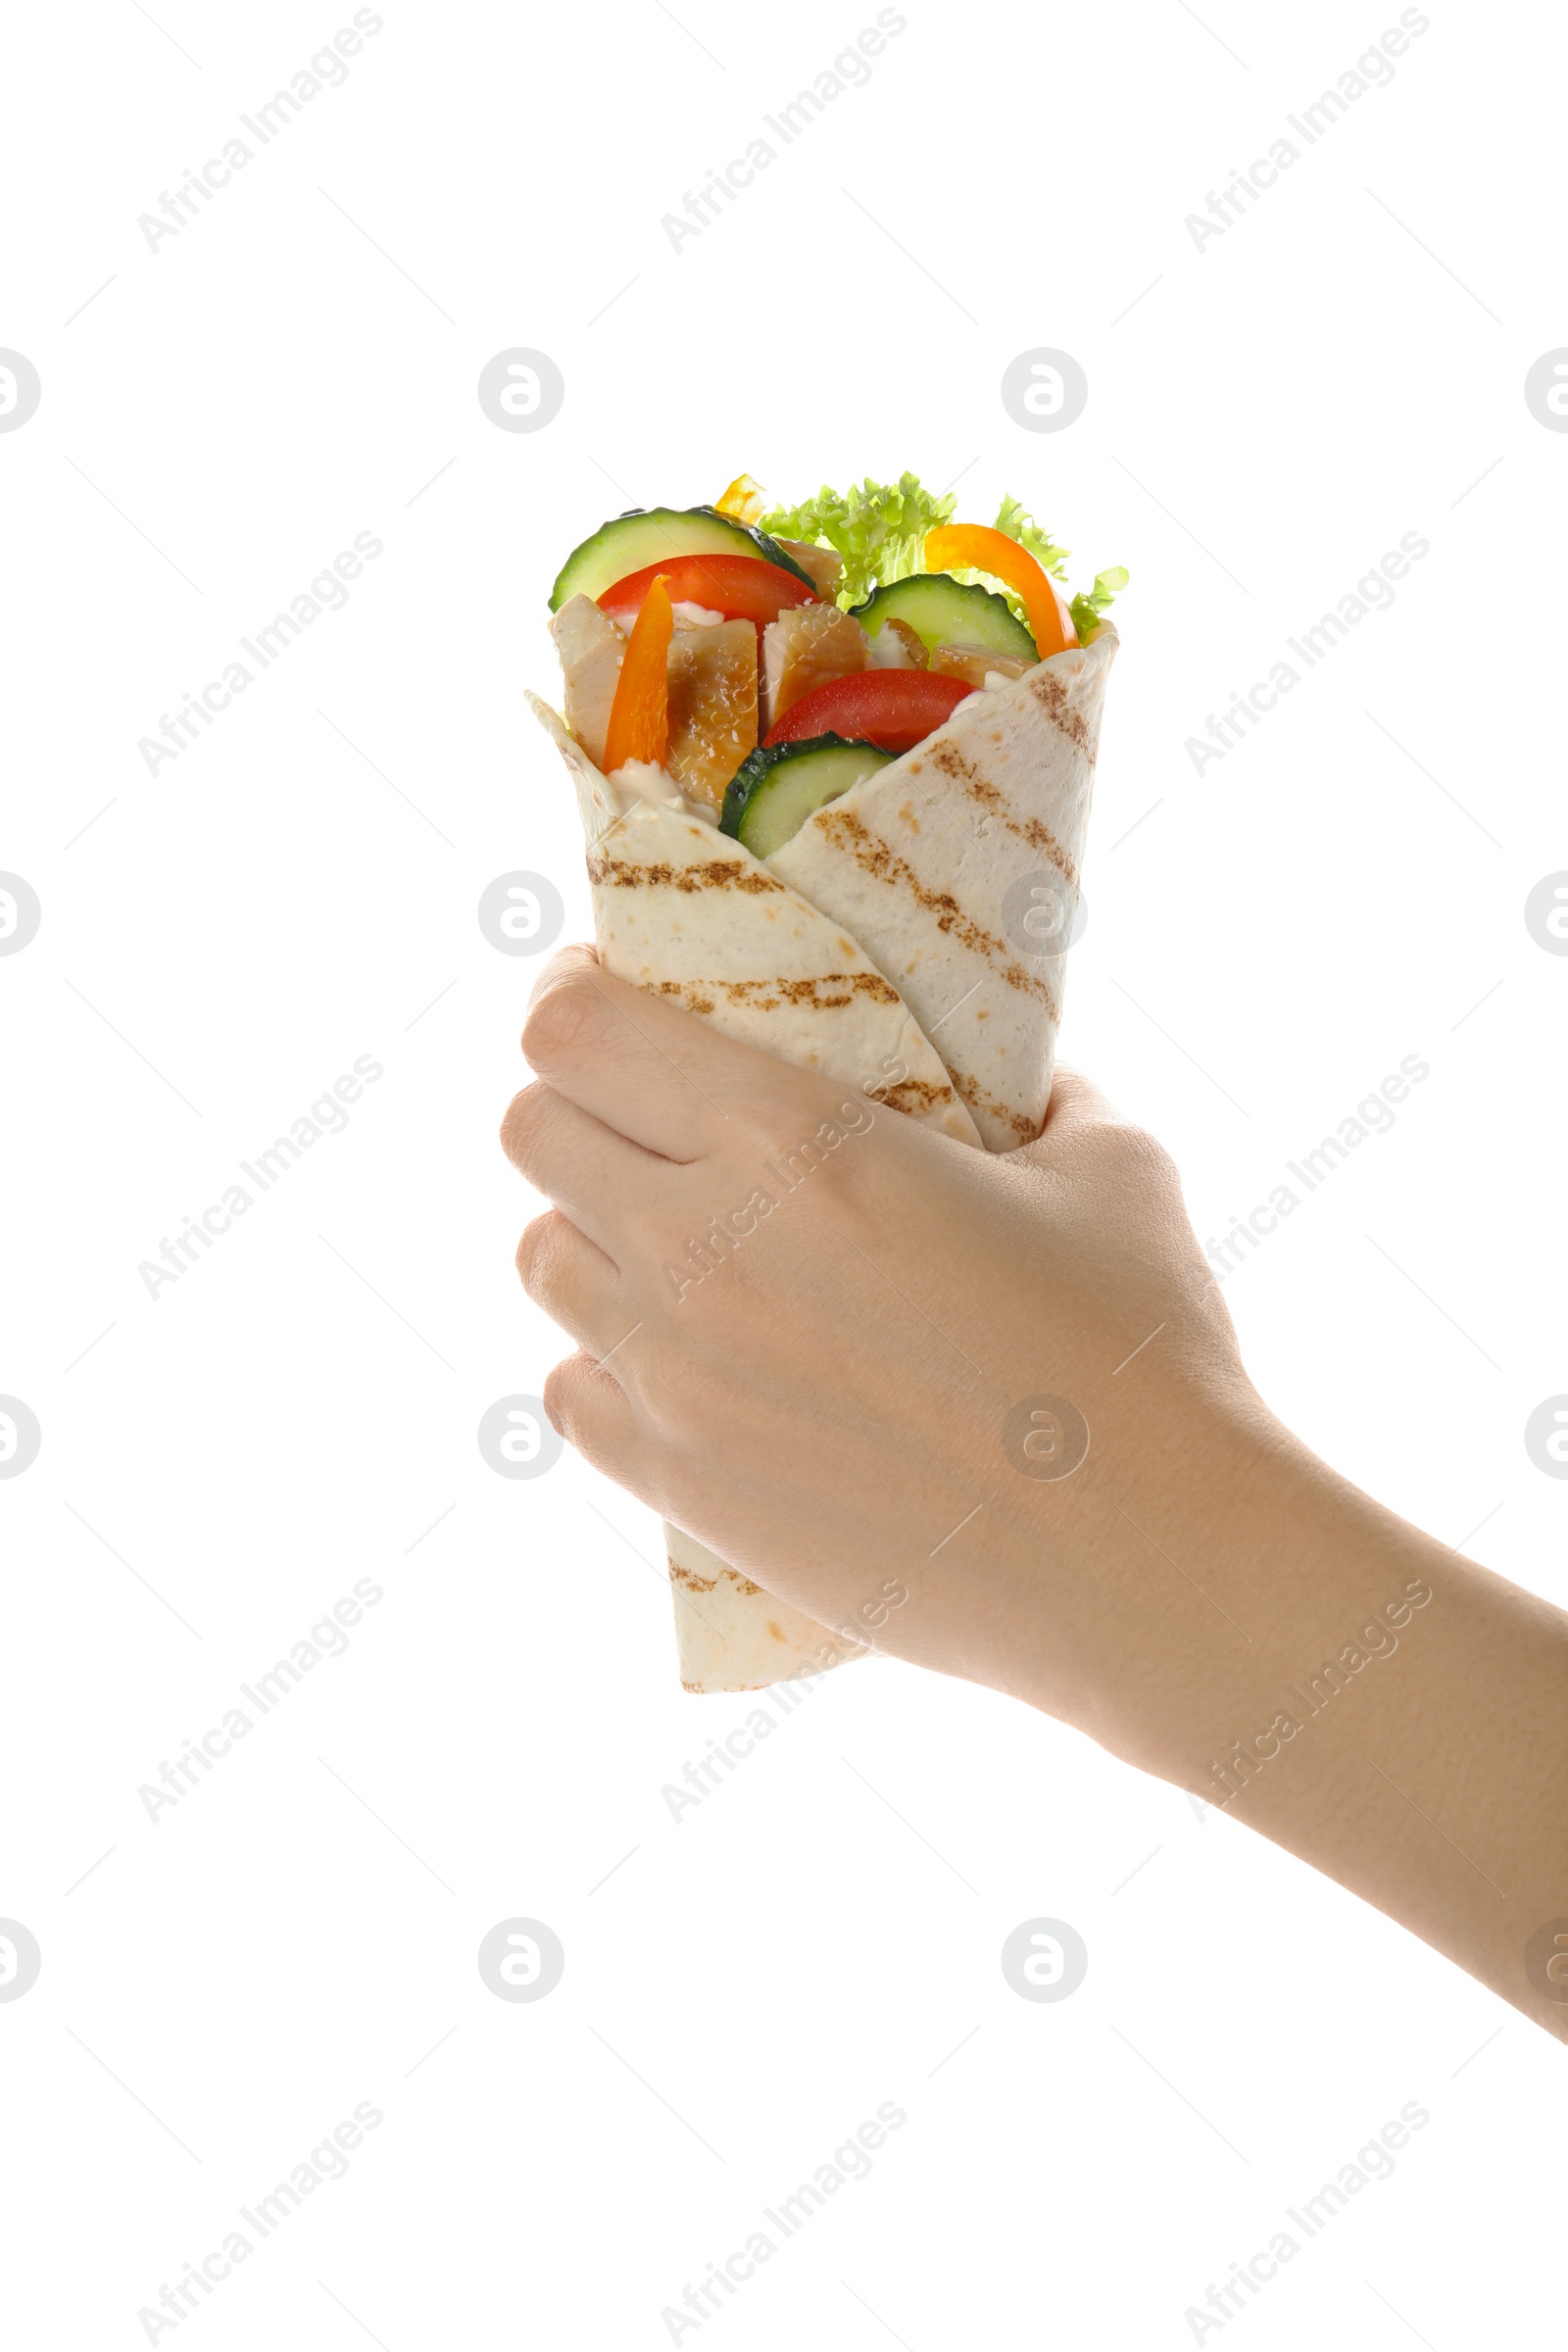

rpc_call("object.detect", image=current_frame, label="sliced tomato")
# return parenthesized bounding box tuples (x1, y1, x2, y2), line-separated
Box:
(762, 670, 971, 756)
(600, 554, 817, 633)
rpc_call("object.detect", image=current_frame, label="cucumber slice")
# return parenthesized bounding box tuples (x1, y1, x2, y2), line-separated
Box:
(852, 573, 1038, 663)
(720, 733, 893, 860)
(549, 507, 814, 612)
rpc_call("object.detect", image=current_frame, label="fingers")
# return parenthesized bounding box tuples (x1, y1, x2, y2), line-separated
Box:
(522, 945, 725, 1159)
(515, 1212, 625, 1360)
(500, 1080, 666, 1261)
(542, 1347, 665, 1504)
(521, 944, 833, 1162)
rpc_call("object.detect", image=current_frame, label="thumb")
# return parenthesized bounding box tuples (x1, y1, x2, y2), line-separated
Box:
(1027, 1062, 1125, 1147)
(1044, 1062, 1124, 1127)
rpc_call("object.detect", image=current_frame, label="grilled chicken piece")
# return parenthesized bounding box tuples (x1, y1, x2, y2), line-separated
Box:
(666, 619, 759, 812)
(928, 641, 1037, 690)
(864, 615, 928, 669)
(760, 604, 866, 733)
(549, 593, 625, 769)
(778, 538, 844, 601)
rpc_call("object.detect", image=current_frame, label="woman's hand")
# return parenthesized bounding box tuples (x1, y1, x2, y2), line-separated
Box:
(500, 946, 1273, 1756)
(502, 945, 1568, 2037)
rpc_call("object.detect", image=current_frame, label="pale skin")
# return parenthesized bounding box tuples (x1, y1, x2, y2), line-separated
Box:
(502, 945, 1568, 2037)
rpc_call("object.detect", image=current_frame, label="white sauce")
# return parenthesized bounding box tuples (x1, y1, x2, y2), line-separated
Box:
(607, 758, 687, 811)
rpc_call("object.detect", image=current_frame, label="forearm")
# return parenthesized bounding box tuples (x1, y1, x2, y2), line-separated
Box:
(504, 956, 1567, 2029)
(1020, 1410, 1568, 2034)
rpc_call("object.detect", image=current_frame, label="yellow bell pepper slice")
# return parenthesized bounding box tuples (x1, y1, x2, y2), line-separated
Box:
(714, 473, 767, 525)
(602, 574, 673, 773)
(923, 523, 1075, 658)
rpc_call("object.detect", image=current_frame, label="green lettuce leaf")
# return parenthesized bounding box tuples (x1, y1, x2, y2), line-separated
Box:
(759, 476, 1129, 641)
(758, 472, 956, 607)
(1068, 566, 1130, 642)
(994, 495, 1127, 642)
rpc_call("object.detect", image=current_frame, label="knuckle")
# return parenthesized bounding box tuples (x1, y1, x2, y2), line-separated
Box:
(514, 1210, 560, 1296)
(499, 1082, 554, 1178)
(520, 970, 598, 1072)
(1114, 1123, 1180, 1193)
(644, 1356, 710, 1454)
(540, 1357, 581, 1441)
(539, 1353, 572, 1414)
(529, 943, 597, 1001)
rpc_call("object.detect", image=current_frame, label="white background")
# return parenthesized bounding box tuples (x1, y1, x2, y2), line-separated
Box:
(4, 0, 1566, 2344)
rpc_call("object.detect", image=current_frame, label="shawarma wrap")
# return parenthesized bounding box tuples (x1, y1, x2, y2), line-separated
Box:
(530, 472, 1124, 1690)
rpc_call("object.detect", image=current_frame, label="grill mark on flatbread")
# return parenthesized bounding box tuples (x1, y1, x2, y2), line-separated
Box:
(1027, 662, 1093, 753)
(668, 1557, 763, 1597)
(953, 1066, 1042, 1144)
(649, 970, 904, 1017)
(731, 972, 900, 1009)
(588, 854, 784, 897)
(919, 738, 1079, 887)
(649, 983, 717, 1014)
(808, 808, 1061, 1009)
(870, 1076, 959, 1117)
(669, 1563, 716, 1592)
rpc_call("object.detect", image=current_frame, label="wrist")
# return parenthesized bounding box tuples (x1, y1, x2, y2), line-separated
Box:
(1002, 1390, 1405, 1788)
(1135, 1434, 1439, 1805)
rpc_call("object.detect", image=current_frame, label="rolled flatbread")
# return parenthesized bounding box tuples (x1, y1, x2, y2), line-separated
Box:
(527, 622, 1115, 1690)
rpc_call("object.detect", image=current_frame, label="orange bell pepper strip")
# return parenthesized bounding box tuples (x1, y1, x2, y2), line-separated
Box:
(922, 524, 1075, 658)
(601, 572, 673, 772)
